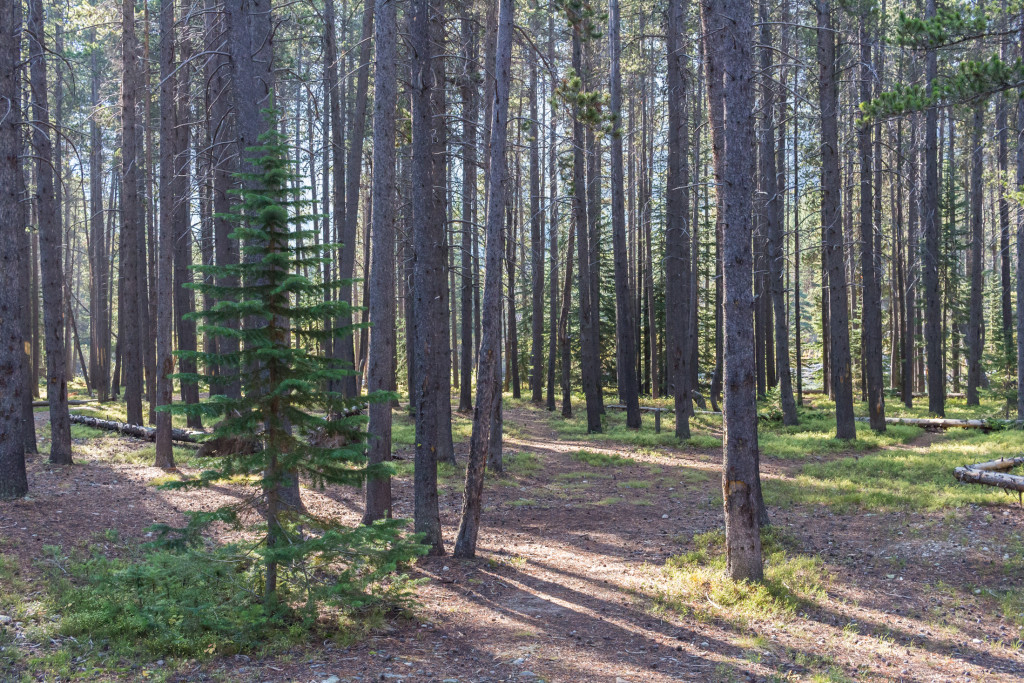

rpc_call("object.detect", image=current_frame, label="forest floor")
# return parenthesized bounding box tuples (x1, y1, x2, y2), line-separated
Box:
(2, 396, 1024, 682)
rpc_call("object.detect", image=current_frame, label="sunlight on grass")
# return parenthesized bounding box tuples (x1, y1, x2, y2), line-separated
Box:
(759, 410, 921, 459)
(570, 449, 631, 467)
(391, 409, 473, 448)
(765, 429, 1024, 512)
(650, 528, 827, 625)
(70, 425, 108, 440)
(548, 408, 722, 450)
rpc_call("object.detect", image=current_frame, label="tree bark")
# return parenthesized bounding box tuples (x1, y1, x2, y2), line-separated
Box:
(411, 0, 446, 554)
(763, 0, 797, 426)
(922, 0, 944, 416)
(571, 17, 602, 434)
(967, 103, 984, 406)
(529, 35, 545, 405)
(0, 0, 29, 498)
(364, 0, 398, 525)
(454, 0, 513, 559)
(28, 0, 72, 465)
(858, 16, 885, 432)
(702, 0, 764, 582)
(818, 0, 856, 440)
(666, 0, 692, 437)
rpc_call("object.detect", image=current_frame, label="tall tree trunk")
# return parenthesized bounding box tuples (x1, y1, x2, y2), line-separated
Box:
(28, 0, 72, 465)
(120, 0, 145, 423)
(905, 113, 919, 407)
(459, 15, 478, 413)
(858, 16, 885, 432)
(411, 0, 447, 554)
(666, 0, 693, 437)
(608, 0, 641, 429)
(762, 0, 797, 426)
(702, 0, 763, 582)
(571, 18, 601, 434)
(206, 0, 240, 400)
(922, 0, 944, 416)
(1018, 21, 1024, 419)
(174, 9, 201, 429)
(337, 0, 374, 398)
(155, 0, 178, 469)
(967, 103, 984, 406)
(0, 0, 29, 498)
(529, 40, 545, 405)
(454, 0, 513, 559)
(818, 0, 856, 440)
(546, 13, 558, 413)
(364, 0, 398, 524)
(88, 34, 110, 402)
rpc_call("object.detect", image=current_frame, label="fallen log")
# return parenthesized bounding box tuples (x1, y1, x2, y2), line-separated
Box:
(963, 456, 1024, 472)
(69, 413, 203, 444)
(33, 399, 98, 407)
(953, 465, 1024, 493)
(855, 416, 1022, 429)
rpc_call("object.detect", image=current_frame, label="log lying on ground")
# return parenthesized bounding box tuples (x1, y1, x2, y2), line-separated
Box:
(954, 463, 1024, 493)
(855, 416, 1022, 429)
(69, 413, 203, 444)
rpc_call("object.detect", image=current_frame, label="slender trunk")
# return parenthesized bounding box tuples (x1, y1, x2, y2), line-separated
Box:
(155, 0, 177, 469)
(459, 16, 478, 413)
(529, 42, 545, 405)
(337, 1, 374, 398)
(364, 0, 398, 523)
(666, 0, 692, 436)
(572, 21, 601, 434)
(967, 103, 984, 405)
(28, 0, 72, 465)
(702, 0, 763, 582)
(608, 0, 640, 429)
(818, 0, 856, 440)
(546, 15, 558, 413)
(763, 0, 797, 425)
(454, 0, 513, 559)
(858, 16, 885, 431)
(922, 0, 944, 416)
(0, 0, 29, 498)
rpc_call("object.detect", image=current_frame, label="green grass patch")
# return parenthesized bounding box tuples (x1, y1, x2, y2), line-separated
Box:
(548, 408, 720, 449)
(685, 434, 722, 449)
(500, 451, 542, 477)
(765, 428, 1024, 512)
(70, 424, 108, 439)
(593, 495, 624, 506)
(571, 449, 632, 467)
(759, 411, 921, 459)
(618, 479, 651, 489)
(509, 498, 536, 507)
(653, 528, 827, 625)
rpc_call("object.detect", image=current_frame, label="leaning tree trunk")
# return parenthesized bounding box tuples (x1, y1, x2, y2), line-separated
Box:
(702, 0, 764, 582)
(0, 0, 29, 499)
(818, 0, 856, 440)
(608, 0, 641, 429)
(454, 0, 514, 559)
(28, 0, 72, 465)
(546, 14, 559, 413)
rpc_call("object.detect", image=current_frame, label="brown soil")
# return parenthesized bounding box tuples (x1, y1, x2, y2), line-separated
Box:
(1, 406, 1022, 682)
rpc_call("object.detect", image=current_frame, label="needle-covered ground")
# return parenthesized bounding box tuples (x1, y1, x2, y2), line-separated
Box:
(1, 395, 1022, 682)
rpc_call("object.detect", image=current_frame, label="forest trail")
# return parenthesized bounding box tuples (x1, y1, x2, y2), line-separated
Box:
(2, 405, 1023, 682)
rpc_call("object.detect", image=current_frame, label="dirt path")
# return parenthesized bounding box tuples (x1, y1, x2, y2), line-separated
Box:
(2, 405, 1023, 682)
